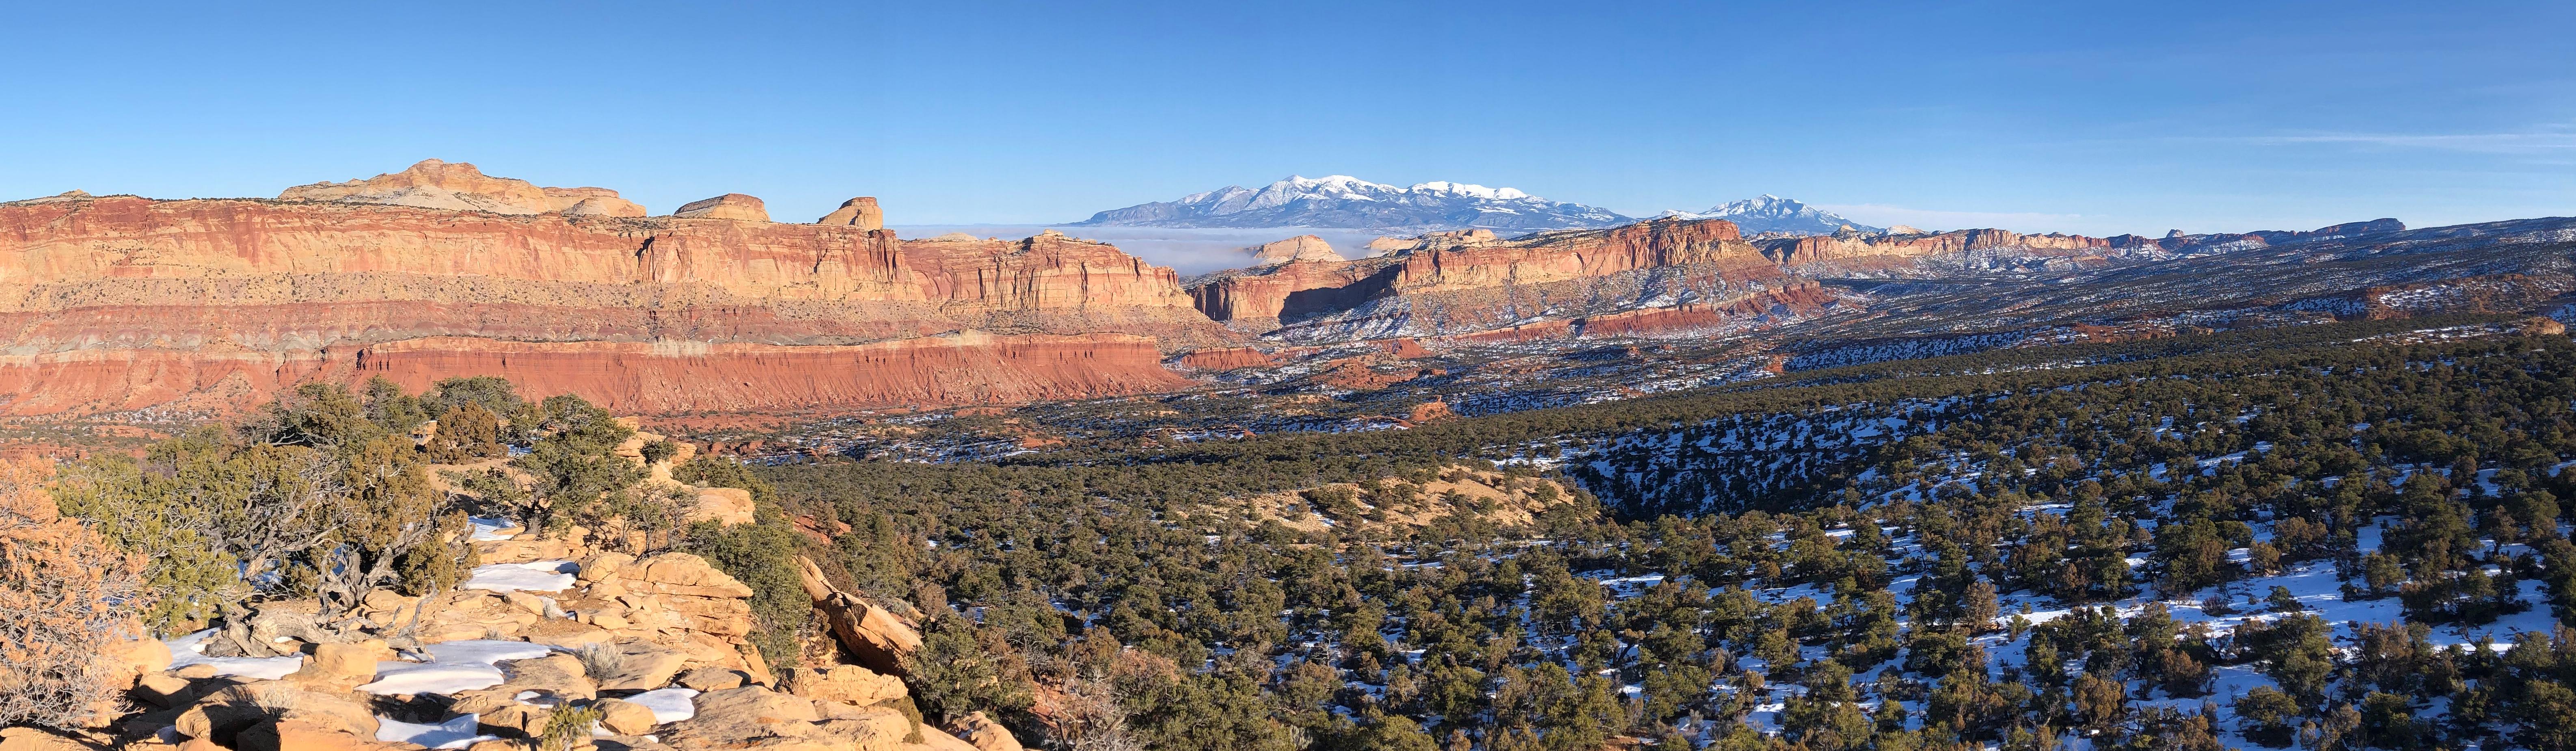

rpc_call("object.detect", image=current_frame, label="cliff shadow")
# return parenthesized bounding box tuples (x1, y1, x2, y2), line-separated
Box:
(1279, 264, 1404, 323)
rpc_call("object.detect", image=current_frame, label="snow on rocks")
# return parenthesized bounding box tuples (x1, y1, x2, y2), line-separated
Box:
(361, 660, 504, 695)
(463, 560, 580, 593)
(161, 629, 304, 680)
(360, 640, 556, 695)
(628, 687, 702, 724)
(374, 714, 495, 749)
(469, 516, 520, 541)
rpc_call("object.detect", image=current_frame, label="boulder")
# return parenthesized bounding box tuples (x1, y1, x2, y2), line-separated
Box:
(948, 712, 1023, 751)
(134, 673, 200, 708)
(596, 648, 690, 692)
(816, 197, 883, 230)
(175, 682, 378, 743)
(784, 664, 905, 706)
(285, 640, 395, 689)
(663, 686, 819, 747)
(418, 591, 543, 642)
(255, 716, 417, 751)
(102, 633, 175, 688)
(521, 618, 615, 649)
(0, 727, 87, 751)
(688, 487, 755, 527)
(672, 194, 769, 222)
(479, 703, 552, 738)
(499, 653, 597, 701)
(596, 698, 663, 736)
(676, 667, 749, 692)
(630, 554, 758, 597)
(792, 556, 920, 677)
(445, 689, 523, 717)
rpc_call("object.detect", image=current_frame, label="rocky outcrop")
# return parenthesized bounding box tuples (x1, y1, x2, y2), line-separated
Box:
(0, 172, 1227, 416)
(1761, 226, 2115, 265)
(278, 159, 646, 217)
(1754, 219, 2404, 268)
(1248, 235, 1344, 265)
(794, 556, 921, 677)
(673, 193, 771, 222)
(1184, 217, 1778, 335)
(1186, 258, 1399, 324)
(819, 197, 885, 230)
(119, 516, 1030, 751)
(1390, 216, 1763, 291)
(1365, 228, 1501, 254)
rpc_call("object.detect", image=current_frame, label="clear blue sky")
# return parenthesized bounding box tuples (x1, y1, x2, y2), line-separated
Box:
(5, 1, 2570, 236)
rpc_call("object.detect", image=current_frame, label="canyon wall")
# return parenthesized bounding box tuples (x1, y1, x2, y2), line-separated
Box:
(0, 181, 1224, 416)
(1189, 218, 1769, 324)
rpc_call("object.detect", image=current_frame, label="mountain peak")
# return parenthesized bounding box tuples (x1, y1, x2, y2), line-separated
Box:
(1669, 195, 1881, 236)
(1074, 175, 1629, 231)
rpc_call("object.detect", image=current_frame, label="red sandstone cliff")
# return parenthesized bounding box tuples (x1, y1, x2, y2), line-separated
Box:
(1185, 218, 1775, 327)
(0, 172, 1225, 416)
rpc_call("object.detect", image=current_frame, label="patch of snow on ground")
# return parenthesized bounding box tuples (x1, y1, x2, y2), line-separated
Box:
(420, 639, 557, 664)
(469, 517, 518, 541)
(361, 639, 556, 695)
(376, 714, 494, 749)
(462, 561, 579, 593)
(362, 661, 505, 695)
(161, 629, 303, 680)
(628, 687, 701, 723)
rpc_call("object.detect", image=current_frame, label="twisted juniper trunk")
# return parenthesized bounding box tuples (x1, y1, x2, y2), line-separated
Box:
(216, 599, 273, 658)
(383, 581, 443, 651)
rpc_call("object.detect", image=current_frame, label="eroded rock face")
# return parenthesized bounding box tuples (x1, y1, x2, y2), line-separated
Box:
(1248, 235, 1344, 265)
(279, 159, 646, 216)
(786, 664, 907, 706)
(1186, 217, 1766, 328)
(818, 197, 884, 230)
(0, 191, 1223, 416)
(672, 194, 771, 222)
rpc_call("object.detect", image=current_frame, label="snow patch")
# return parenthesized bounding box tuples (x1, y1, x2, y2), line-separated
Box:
(462, 561, 579, 593)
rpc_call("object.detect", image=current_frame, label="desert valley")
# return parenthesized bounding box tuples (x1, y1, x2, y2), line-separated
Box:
(18, 4, 2576, 751)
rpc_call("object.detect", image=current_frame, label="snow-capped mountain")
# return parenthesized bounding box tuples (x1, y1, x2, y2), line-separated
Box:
(1074, 175, 1632, 231)
(1663, 195, 1882, 236)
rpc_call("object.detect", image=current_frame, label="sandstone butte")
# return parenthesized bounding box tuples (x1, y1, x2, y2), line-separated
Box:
(0, 161, 1227, 417)
(1179, 216, 2251, 335)
(1189, 217, 1803, 327)
(0, 159, 2210, 418)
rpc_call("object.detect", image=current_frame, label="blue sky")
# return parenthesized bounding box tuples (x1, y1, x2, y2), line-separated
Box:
(4, 1, 2569, 235)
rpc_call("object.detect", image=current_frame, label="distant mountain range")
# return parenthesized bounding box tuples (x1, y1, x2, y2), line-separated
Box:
(1072, 175, 1631, 232)
(1077, 177, 1891, 236)
(1659, 195, 1882, 235)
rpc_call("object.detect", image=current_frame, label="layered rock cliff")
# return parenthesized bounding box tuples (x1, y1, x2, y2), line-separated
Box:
(0, 169, 1224, 416)
(1185, 217, 1792, 338)
(279, 159, 648, 217)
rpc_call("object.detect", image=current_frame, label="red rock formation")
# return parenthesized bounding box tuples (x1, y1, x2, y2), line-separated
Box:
(0, 186, 1226, 416)
(673, 194, 770, 221)
(816, 197, 883, 229)
(1764, 227, 2116, 265)
(279, 159, 647, 216)
(1188, 259, 1398, 322)
(1393, 217, 1764, 291)
(1188, 218, 1768, 326)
